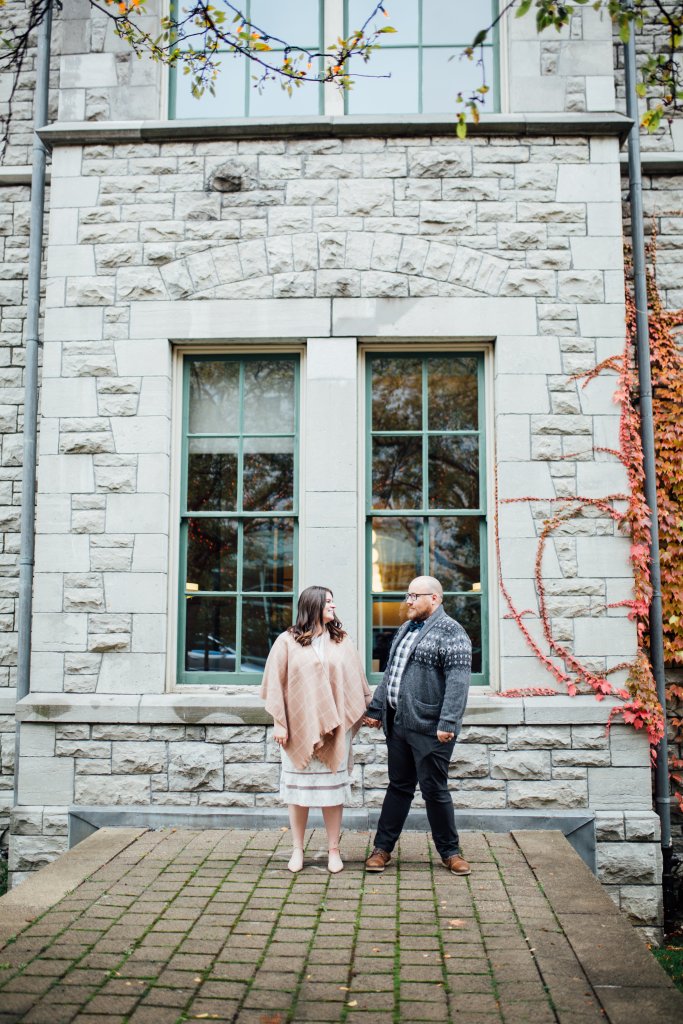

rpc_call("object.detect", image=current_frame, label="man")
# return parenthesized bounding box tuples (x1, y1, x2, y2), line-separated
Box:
(362, 576, 472, 875)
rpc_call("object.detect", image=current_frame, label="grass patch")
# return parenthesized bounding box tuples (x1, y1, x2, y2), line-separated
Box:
(652, 934, 683, 992)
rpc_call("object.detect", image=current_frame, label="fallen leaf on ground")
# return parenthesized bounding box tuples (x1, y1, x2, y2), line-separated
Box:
(448, 919, 465, 927)
(347, 1000, 358, 1007)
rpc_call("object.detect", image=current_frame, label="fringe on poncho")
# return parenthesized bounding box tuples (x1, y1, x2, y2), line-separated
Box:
(260, 631, 371, 772)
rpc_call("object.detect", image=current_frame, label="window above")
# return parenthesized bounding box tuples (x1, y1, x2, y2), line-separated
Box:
(169, 1, 499, 120)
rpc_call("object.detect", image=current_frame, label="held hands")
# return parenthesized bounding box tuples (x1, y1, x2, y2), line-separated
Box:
(362, 716, 382, 728)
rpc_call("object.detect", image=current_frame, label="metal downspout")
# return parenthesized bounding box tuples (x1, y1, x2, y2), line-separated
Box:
(623, 15, 674, 928)
(13, 2, 53, 803)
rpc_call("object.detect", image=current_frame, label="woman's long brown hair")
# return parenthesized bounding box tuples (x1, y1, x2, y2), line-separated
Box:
(289, 586, 346, 646)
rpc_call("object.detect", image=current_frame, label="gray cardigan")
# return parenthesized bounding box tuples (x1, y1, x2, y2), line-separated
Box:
(365, 606, 471, 737)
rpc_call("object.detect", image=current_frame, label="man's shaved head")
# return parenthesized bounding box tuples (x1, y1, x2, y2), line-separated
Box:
(409, 576, 443, 601)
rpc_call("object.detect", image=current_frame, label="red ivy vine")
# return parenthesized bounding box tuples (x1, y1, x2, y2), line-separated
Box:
(496, 253, 683, 807)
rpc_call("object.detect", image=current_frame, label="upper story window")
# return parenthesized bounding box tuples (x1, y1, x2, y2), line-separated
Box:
(169, 1, 499, 119)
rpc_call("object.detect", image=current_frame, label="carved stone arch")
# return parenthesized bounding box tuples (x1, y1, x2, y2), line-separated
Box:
(153, 233, 517, 302)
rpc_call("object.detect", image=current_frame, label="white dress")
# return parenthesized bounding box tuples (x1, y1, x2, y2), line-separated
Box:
(279, 633, 353, 807)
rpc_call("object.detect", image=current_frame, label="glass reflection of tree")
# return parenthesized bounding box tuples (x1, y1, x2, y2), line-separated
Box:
(430, 518, 479, 592)
(372, 358, 421, 431)
(243, 452, 293, 511)
(429, 435, 479, 509)
(244, 362, 295, 431)
(189, 361, 238, 432)
(428, 357, 478, 431)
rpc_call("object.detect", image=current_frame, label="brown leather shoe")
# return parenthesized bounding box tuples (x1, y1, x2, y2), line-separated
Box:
(442, 854, 471, 876)
(365, 848, 391, 872)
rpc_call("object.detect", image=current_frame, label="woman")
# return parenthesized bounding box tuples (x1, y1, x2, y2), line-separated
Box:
(260, 586, 371, 874)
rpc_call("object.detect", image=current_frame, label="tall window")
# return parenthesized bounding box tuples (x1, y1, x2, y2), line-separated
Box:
(169, 1, 499, 119)
(178, 354, 298, 684)
(367, 352, 487, 684)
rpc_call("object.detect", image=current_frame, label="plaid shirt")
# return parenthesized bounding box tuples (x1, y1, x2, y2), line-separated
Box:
(386, 622, 424, 709)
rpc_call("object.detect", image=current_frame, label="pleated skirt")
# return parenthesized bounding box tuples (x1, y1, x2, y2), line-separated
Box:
(279, 730, 353, 807)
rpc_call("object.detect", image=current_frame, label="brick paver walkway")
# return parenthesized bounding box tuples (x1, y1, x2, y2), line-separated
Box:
(0, 828, 680, 1023)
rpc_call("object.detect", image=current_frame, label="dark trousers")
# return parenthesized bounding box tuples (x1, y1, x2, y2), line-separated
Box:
(374, 713, 460, 860)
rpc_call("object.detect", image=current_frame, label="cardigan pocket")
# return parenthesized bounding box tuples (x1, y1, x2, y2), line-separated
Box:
(414, 697, 440, 720)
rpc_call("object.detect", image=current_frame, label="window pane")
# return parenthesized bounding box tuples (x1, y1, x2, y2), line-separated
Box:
(427, 355, 478, 431)
(371, 596, 408, 672)
(174, 55, 246, 119)
(422, 46, 494, 114)
(243, 518, 294, 592)
(346, 47, 419, 115)
(372, 435, 422, 509)
(243, 360, 296, 433)
(348, 0, 418, 43)
(250, 0, 320, 44)
(186, 518, 238, 592)
(422, 0, 493, 44)
(243, 436, 295, 511)
(185, 597, 237, 672)
(372, 357, 422, 431)
(241, 597, 293, 672)
(189, 360, 240, 434)
(371, 517, 423, 593)
(429, 516, 480, 592)
(249, 75, 322, 116)
(428, 434, 479, 509)
(187, 438, 238, 512)
(443, 594, 481, 673)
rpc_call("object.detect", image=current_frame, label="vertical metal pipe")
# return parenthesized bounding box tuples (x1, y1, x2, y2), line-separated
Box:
(14, 2, 53, 802)
(623, 8, 673, 926)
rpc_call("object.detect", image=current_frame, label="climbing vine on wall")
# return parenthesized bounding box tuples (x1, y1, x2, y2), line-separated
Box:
(497, 250, 683, 809)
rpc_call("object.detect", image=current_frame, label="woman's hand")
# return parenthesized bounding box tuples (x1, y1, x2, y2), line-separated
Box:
(273, 724, 288, 746)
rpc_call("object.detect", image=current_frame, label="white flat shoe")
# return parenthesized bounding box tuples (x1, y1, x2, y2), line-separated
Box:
(328, 848, 344, 874)
(288, 849, 304, 873)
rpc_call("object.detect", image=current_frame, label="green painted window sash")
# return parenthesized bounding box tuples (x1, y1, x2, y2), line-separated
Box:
(177, 353, 300, 685)
(365, 350, 488, 686)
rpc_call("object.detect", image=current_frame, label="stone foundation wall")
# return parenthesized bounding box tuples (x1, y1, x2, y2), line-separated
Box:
(9, 695, 662, 938)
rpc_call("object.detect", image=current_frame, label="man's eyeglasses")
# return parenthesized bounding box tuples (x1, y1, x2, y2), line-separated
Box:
(404, 592, 434, 602)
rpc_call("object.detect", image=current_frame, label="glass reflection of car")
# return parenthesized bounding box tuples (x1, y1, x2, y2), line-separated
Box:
(186, 634, 265, 673)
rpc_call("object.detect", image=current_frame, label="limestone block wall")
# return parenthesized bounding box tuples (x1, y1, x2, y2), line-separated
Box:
(56, 0, 162, 123)
(30, 125, 635, 697)
(508, 4, 615, 114)
(10, 695, 662, 937)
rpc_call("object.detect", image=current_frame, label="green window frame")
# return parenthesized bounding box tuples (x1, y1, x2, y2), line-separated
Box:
(366, 351, 488, 686)
(178, 353, 299, 685)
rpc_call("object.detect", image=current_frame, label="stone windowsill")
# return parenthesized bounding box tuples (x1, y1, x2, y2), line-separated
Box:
(15, 691, 624, 727)
(38, 111, 633, 149)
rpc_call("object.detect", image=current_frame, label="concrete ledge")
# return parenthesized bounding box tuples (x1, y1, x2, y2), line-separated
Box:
(620, 150, 683, 174)
(38, 111, 633, 149)
(514, 830, 681, 1008)
(16, 692, 620, 726)
(68, 805, 596, 871)
(0, 827, 146, 949)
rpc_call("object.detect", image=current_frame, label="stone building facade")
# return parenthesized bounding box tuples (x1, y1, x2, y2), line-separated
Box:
(1, 3, 681, 940)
